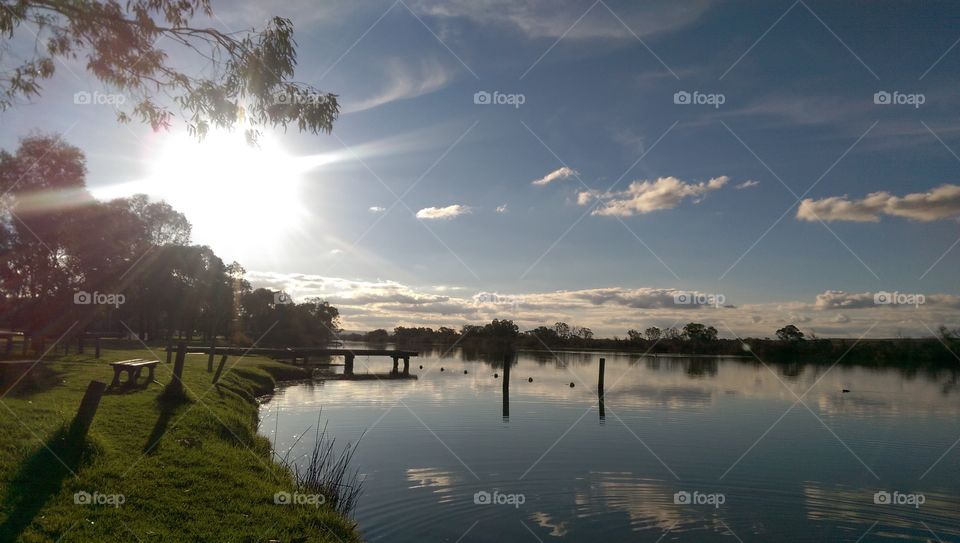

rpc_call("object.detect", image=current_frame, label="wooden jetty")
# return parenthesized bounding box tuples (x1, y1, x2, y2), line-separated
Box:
(167, 345, 419, 376)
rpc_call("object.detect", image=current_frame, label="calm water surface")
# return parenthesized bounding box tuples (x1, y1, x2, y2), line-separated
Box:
(259, 345, 960, 542)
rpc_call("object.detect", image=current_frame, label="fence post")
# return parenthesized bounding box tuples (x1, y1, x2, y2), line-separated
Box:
(207, 339, 216, 372)
(170, 342, 187, 396)
(95, 337, 101, 359)
(5, 336, 12, 355)
(165, 342, 173, 363)
(78, 336, 85, 354)
(212, 355, 228, 384)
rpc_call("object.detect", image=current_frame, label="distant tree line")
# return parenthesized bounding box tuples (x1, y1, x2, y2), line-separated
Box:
(0, 135, 339, 347)
(344, 319, 960, 367)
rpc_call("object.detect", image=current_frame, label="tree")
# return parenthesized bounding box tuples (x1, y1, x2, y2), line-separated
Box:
(627, 329, 643, 342)
(553, 322, 571, 340)
(683, 322, 718, 342)
(1, 1, 339, 141)
(776, 324, 805, 342)
(644, 326, 662, 341)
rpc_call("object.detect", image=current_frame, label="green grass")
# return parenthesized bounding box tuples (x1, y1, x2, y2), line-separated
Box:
(0, 344, 361, 542)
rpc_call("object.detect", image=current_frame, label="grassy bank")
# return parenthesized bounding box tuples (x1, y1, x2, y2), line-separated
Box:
(0, 343, 360, 542)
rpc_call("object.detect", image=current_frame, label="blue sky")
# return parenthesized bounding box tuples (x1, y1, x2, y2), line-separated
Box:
(3, 0, 960, 337)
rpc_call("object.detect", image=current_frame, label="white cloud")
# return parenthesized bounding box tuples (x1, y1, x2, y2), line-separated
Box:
(735, 180, 759, 190)
(496, 204, 508, 213)
(798, 184, 960, 222)
(342, 58, 454, 113)
(406, 0, 713, 40)
(532, 166, 578, 186)
(369, 206, 386, 213)
(244, 272, 960, 338)
(586, 176, 729, 217)
(416, 204, 471, 220)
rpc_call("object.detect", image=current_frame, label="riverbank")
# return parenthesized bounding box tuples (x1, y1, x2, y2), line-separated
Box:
(0, 345, 361, 542)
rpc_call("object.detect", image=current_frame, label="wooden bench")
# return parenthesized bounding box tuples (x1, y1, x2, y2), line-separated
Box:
(109, 359, 158, 387)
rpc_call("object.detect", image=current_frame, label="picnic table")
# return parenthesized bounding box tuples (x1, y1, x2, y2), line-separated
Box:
(109, 359, 158, 387)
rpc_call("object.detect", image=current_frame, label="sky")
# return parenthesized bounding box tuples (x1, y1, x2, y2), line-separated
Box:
(2, 0, 960, 338)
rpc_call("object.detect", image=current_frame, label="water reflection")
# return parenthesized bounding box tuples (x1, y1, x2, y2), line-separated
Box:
(260, 346, 960, 542)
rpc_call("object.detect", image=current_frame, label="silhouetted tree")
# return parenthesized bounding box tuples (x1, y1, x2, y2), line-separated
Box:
(1, 0, 339, 141)
(776, 324, 805, 342)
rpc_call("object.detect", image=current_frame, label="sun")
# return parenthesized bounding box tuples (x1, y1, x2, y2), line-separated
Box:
(145, 130, 310, 258)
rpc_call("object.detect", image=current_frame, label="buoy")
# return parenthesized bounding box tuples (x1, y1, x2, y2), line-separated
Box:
(494, 373, 499, 378)
(419, 365, 423, 369)
(440, 367, 445, 372)
(464, 370, 468, 374)
(528, 377, 533, 383)
(842, 389, 850, 393)
(569, 382, 575, 388)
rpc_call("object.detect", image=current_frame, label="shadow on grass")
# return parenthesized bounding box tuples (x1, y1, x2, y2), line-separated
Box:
(0, 364, 63, 398)
(142, 388, 191, 456)
(0, 424, 100, 541)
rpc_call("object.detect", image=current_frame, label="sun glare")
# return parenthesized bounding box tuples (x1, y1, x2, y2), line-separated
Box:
(146, 130, 309, 256)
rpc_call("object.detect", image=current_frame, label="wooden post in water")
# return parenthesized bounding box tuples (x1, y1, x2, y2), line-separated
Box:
(170, 342, 187, 396)
(392, 356, 399, 375)
(344, 354, 355, 376)
(212, 355, 228, 384)
(502, 352, 510, 419)
(598, 357, 606, 421)
(69, 380, 107, 442)
(94, 337, 101, 359)
(402, 356, 410, 376)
